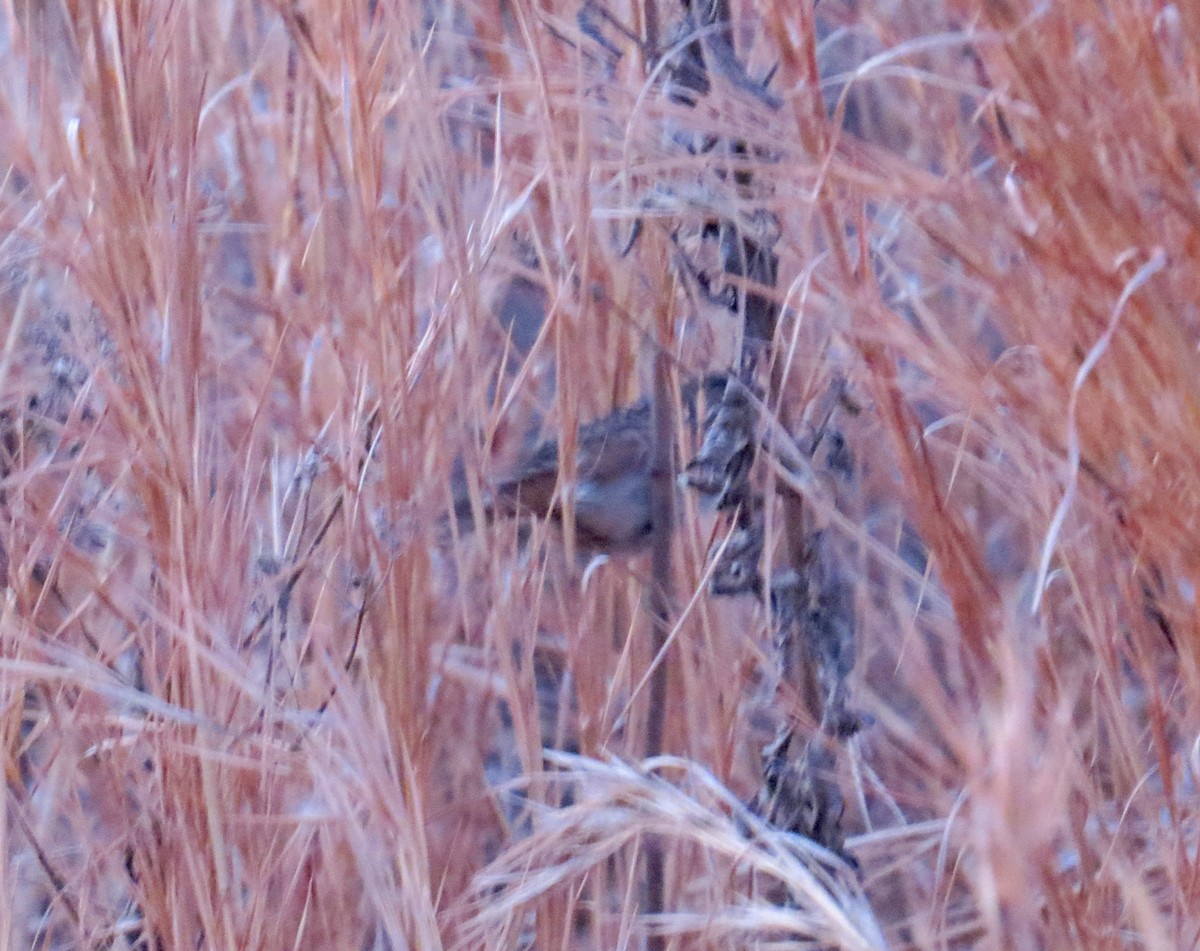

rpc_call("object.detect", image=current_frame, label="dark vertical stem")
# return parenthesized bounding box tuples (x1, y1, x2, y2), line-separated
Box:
(646, 360, 675, 756)
(642, 0, 660, 68)
(644, 286, 676, 951)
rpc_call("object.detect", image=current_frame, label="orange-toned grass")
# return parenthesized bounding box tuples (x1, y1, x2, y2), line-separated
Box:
(0, 0, 1196, 949)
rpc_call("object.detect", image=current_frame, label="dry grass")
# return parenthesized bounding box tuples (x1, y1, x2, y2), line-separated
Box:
(1, 0, 1198, 948)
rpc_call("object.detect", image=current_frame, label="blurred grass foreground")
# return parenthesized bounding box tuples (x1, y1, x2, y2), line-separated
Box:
(2, 1, 1199, 949)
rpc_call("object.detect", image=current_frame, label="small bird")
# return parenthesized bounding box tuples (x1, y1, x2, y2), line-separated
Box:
(453, 375, 732, 553)
(455, 401, 657, 553)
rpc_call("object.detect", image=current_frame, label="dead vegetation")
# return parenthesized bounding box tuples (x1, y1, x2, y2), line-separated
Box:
(1, 0, 1198, 948)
